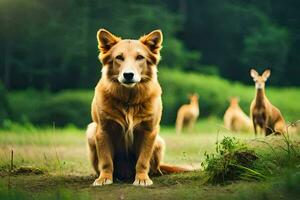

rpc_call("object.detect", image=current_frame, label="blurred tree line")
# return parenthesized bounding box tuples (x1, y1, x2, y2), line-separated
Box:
(0, 0, 299, 91)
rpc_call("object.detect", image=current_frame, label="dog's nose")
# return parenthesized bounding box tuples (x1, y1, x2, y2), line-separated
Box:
(123, 72, 134, 80)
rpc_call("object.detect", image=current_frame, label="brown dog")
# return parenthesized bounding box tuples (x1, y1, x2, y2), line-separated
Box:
(250, 69, 286, 136)
(86, 29, 188, 187)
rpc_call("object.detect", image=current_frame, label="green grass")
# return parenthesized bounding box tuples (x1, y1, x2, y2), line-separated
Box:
(0, 122, 299, 199)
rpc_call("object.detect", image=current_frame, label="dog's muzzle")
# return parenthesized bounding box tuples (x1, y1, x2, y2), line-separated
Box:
(119, 72, 140, 87)
(123, 72, 134, 81)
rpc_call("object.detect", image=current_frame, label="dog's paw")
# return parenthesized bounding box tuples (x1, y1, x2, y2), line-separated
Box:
(133, 174, 153, 187)
(92, 177, 113, 186)
(133, 178, 153, 186)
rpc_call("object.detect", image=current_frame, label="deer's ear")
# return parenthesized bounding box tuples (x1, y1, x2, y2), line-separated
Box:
(97, 29, 121, 53)
(250, 69, 259, 80)
(262, 69, 271, 81)
(139, 30, 163, 54)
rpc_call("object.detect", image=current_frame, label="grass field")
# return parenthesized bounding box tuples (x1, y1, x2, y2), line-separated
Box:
(0, 121, 300, 200)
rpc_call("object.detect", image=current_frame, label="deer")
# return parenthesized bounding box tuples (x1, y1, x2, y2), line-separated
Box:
(176, 93, 199, 134)
(223, 97, 252, 132)
(250, 69, 286, 136)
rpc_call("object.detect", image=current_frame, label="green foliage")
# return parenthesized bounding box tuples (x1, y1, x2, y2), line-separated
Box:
(242, 25, 290, 84)
(0, 0, 200, 90)
(1, 119, 37, 132)
(8, 90, 93, 128)
(36, 91, 93, 127)
(171, 0, 298, 86)
(1, 0, 300, 91)
(4, 69, 300, 127)
(159, 69, 300, 124)
(0, 81, 11, 121)
(201, 137, 264, 184)
(162, 38, 201, 71)
(159, 69, 232, 124)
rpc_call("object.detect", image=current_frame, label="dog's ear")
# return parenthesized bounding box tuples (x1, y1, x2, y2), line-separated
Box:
(139, 30, 163, 54)
(97, 29, 121, 53)
(250, 69, 259, 80)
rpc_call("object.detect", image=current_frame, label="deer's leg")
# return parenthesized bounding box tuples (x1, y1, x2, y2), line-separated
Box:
(252, 119, 257, 137)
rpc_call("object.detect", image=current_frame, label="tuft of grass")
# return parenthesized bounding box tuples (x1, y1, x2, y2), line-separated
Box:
(229, 169, 300, 200)
(12, 166, 46, 175)
(201, 137, 265, 184)
(251, 134, 300, 177)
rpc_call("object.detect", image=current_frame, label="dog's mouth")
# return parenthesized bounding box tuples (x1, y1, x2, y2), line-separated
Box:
(123, 80, 136, 84)
(120, 80, 138, 88)
(117, 75, 141, 88)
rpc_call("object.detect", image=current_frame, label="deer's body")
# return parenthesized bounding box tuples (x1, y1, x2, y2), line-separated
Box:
(224, 97, 252, 132)
(176, 94, 199, 134)
(250, 69, 286, 136)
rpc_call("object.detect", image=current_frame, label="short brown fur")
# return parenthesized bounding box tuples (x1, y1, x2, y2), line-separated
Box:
(87, 29, 189, 187)
(250, 69, 286, 136)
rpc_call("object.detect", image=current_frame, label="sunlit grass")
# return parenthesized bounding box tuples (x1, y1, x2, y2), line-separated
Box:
(0, 120, 285, 175)
(0, 120, 299, 200)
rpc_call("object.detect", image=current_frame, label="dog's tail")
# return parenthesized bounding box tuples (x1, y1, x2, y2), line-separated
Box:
(159, 164, 197, 174)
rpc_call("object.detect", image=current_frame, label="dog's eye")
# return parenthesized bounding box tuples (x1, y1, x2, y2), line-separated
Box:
(136, 55, 144, 60)
(116, 55, 124, 61)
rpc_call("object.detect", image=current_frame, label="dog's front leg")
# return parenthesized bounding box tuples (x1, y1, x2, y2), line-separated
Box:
(93, 127, 114, 186)
(133, 129, 157, 186)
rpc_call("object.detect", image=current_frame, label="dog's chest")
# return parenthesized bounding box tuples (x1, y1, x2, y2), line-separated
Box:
(116, 106, 153, 149)
(121, 106, 152, 131)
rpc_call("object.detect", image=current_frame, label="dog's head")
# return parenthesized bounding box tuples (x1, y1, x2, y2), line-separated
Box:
(97, 29, 163, 88)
